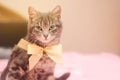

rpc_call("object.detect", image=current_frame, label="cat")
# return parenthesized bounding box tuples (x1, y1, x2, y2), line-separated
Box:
(0, 5, 70, 80)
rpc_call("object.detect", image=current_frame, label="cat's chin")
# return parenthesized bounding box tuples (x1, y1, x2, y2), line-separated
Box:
(36, 36, 54, 43)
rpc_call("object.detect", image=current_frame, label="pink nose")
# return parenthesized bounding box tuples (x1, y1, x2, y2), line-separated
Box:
(44, 34, 48, 39)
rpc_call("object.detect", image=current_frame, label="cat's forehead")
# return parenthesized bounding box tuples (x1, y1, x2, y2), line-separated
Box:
(35, 13, 57, 25)
(37, 14, 51, 26)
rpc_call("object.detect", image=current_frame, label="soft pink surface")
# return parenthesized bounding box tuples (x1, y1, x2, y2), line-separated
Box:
(1, 52, 120, 80)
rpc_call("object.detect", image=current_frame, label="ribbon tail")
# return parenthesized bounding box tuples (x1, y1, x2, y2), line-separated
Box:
(45, 44, 63, 64)
(28, 44, 43, 70)
(47, 52, 63, 64)
(29, 54, 42, 70)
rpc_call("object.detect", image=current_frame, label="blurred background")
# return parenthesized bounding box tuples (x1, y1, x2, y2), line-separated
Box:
(0, 0, 120, 58)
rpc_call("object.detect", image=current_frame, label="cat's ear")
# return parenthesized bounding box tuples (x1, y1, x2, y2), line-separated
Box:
(51, 5, 61, 19)
(28, 6, 37, 20)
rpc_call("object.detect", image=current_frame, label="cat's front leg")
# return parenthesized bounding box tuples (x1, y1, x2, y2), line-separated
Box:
(5, 53, 28, 80)
(5, 62, 26, 80)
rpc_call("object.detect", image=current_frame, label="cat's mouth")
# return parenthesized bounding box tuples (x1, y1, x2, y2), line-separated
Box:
(36, 35, 55, 43)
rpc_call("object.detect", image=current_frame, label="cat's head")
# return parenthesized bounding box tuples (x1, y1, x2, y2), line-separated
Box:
(27, 5, 62, 44)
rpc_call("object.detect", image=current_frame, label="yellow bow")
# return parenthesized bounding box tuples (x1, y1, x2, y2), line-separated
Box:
(17, 39, 63, 70)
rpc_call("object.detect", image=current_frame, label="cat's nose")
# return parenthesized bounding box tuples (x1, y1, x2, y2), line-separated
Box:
(44, 34, 48, 39)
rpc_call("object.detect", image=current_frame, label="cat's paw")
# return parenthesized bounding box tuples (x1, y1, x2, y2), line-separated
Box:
(56, 72, 70, 80)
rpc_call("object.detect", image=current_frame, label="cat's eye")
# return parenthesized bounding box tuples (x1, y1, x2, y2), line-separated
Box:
(49, 25, 56, 31)
(35, 26, 42, 31)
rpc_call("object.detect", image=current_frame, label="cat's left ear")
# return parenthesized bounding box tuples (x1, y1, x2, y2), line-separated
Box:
(51, 5, 61, 19)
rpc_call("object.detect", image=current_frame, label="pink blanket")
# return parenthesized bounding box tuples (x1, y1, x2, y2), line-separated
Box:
(0, 52, 120, 80)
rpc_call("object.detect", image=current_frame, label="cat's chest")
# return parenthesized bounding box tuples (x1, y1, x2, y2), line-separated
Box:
(29, 53, 55, 74)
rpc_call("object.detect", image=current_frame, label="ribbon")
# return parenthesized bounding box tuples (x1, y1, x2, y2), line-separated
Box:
(17, 39, 63, 70)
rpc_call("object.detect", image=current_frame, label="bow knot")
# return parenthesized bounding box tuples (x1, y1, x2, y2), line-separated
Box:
(17, 39, 63, 70)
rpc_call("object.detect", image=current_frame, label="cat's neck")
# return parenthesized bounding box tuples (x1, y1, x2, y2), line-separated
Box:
(25, 34, 60, 48)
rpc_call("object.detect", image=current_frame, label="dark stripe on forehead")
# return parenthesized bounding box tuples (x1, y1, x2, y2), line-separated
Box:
(40, 16, 43, 26)
(41, 15, 49, 26)
(47, 16, 50, 25)
(43, 16, 47, 26)
(45, 15, 49, 25)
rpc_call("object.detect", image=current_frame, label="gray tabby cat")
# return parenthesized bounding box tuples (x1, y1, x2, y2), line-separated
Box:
(0, 5, 70, 80)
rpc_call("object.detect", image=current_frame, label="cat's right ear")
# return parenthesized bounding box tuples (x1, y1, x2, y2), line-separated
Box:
(28, 6, 37, 20)
(51, 5, 61, 20)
